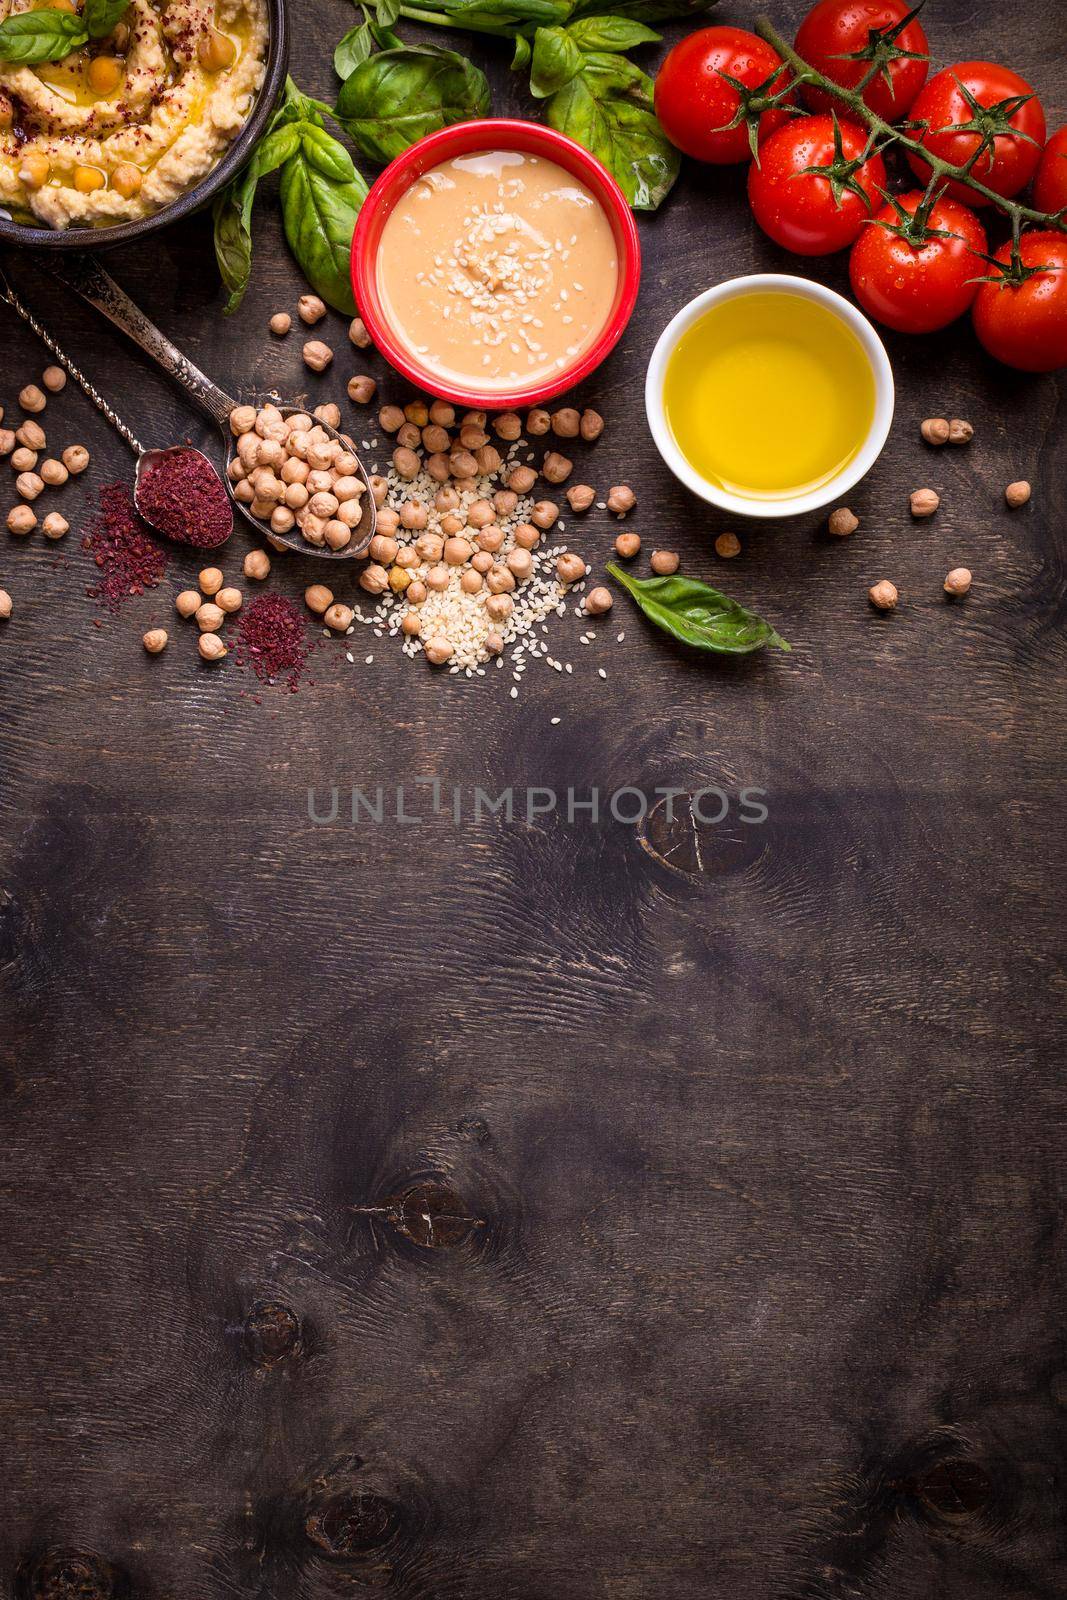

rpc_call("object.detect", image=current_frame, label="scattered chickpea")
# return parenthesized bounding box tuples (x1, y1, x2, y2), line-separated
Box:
(243, 549, 271, 581)
(393, 446, 420, 480)
(614, 531, 640, 560)
(62, 444, 89, 475)
(424, 635, 454, 665)
(486, 630, 504, 655)
(305, 584, 334, 615)
(19, 385, 46, 415)
(199, 566, 224, 596)
(486, 593, 513, 623)
(379, 404, 405, 433)
(551, 408, 580, 438)
(196, 602, 225, 633)
(369, 534, 398, 565)
(324, 603, 354, 632)
(401, 610, 422, 637)
(910, 488, 940, 518)
(459, 569, 483, 595)
(512, 523, 539, 552)
(313, 403, 341, 431)
(425, 563, 450, 592)
(270, 312, 291, 337)
(585, 586, 612, 615)
(508, 464, 537, 494)
(405, 402, 430, 428)
(41, 512, 69, 540)
(556, 552, 586, 584)
(607, 485, 636, 516)
(348, 375, 377, 405)
(531, 500, 558, 530)
(359, 564, 390, 596)
(11, 448, 37, 473)
(566, 484, 595, 513)
(42, 367, 66, 394)
(0, 429, 13, 456)
(444, 536, 473, 566)
(1005, 480, 1031, 508)
(450, 449, 478, 479)
(216, 587, 243, 614)
(526, 409, 551, 436)
(18, 421, 46, 450)
(198, 633, 228, 662)
(944, 567, 972, 597)
(869, 580, 898, 611)
(16, 472, 43, 501)
(828, 507, 859, 537)
(715, 533, 742, 559)
(506, 548, 533, 581)
(493, 413, 522, 442)
(948, 419, 973, 445)
(580, 409, 604, 442)
(921, 418, 950, 446)
(542, 451, 573, 484)
(39, 459, 68, 488)
(406, 580, 427, 605)
(298, 294, 327, 325)
(349, 317, 372, 348)
(650, 550, 679, 575)
(230, 404, 257, 436)
(175, 589, 202, 619)
(6, 505, 36, 536)
(303, 340, 334, 373)
(142, 629, 168, 654)
(0, 588, 11, 619)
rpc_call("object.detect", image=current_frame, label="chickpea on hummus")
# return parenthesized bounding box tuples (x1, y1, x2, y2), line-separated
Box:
(0, 0, 266, 229)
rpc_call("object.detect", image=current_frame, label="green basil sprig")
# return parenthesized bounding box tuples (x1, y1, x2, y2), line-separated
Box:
(84, 0, 132, 38)
(0, 11, 88, 64)
(213, 78, 366, 316)
(607, 565, 791, 655)
(335, 45, 491, 165)
(565, 16, 661, 49)
(546, 67, 677, 209)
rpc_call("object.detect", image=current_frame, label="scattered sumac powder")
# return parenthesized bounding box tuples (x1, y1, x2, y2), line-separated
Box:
(83, 482, 167, 610)
(137, 447, 232, 549)
(235, 594, 314, 692)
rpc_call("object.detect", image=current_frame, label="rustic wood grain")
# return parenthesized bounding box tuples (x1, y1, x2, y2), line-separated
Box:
(1, 2, 1065, 1597)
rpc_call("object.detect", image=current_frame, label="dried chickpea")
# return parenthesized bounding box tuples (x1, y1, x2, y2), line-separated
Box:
(910, 488, 940, 518)
(305, 585, 334, 615)
(303, 340, 334, 373)
(299, 294, 327, 325)
(614, 532, 640, 560)
(401, 611, 422, 637)
(19, 385, 46, 415)
(405, 401, 430, 427)
(6, 505, 36, 536)
(41, 512, 69, 540)
(921, 418, 950, 446)
(459, 423, 489, 450)
(16, 472, 43, 501)
(216, 587, 243, 614)
(493, 413, 522, 441)
(324, 603, 354, 632)
(0, 429, 14, 456)
(63, 444, 89, 474)
(475, 444, 502, 477)
(396, 421, 421, 450)
(486, 593, 513, 623)
(607, 485, 636, 516)
(869, 579, 898, 611)
(513, 522, 540, 551)
(313, 403, 341, 430)
(526, 408, 551, 436)
(585, 586, 612, 615)
(198, 567, 224, 596)
(369, 533, 398, 565)
(476, 525, 504, 554)
(556, 552, 586, 584)
(1005, 481, 1031, 508)
(542, 451, 573, 484)
(349, 317, 372, 348)
(270, 312, 291, 337)
(11, 448, 37, 473)
(449, 449, 478, 479)
(493, 489, 518, 518)
(828, 507, 858, 537)
(42, 367, 66, 394)
(650, 550, 679, 575)
(486, 630, 504, 656)
(406, 580, 427, 605)
(551, 408, 580, 438)
(508, 464, 537, 494)
(425, 564, 450, 592)
(566, 484, 595, 513)
(393, 446, 420, 479)
(444, 536, 473, 566)
(198, 633, 228, 661)
(40, 458, 68, 488)
(348, 375, 376, 405)
(324, 522, 352, 551)
(948, 419, 973, 445)
(0, 588, 11, 619)
(424, 635, 454, 665)
(244, 549, 271, 580)
(175, 589, 202, 618)
(429, 400, 455, 428)
(17, 421, 46, 450)
(944, 567, 972, 596)
(359, 564, 389, 596)
(142, 629, 168, 654)
(460, 569, 483, 595)
(531, 500, 558, 530)
(379, 405, 405, 433)
(580, 409, 604, 442)
(506, 548, 533, 581)
(230, 404, 257, 436)
(715, 533, 741, 559)
(196, 602, 225, 633)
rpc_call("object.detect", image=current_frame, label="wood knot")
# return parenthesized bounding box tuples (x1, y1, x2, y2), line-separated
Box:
(638, 791, 768, 879)
(912, 1458, 993, 1523)
(18, 1550, 125, 1600)
(242, 1300, 301, 1366)
(305, 1490, 402, 1558)
(354, 1179, 484, 1249)
(456, 1114, 490, 1144)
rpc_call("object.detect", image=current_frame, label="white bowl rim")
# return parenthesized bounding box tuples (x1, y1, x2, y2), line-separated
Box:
(644, 273, 895, 520)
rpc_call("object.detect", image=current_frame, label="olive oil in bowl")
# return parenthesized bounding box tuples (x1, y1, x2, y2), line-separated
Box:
(661, 291, 877, 503)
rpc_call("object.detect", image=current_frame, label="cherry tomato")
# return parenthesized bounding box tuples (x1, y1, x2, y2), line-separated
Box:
(1032, 126, 1067, 214)
(747, 114, 887, 255)
(972, 232, 1067, 372)
(907, 62, 1046, 206)
(654, 26, 793, 164)
(848, 192, 988, 333)
(795, 0, 929, 123)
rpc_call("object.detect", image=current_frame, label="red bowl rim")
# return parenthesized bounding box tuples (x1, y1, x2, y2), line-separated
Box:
(351, 119, 641, 409)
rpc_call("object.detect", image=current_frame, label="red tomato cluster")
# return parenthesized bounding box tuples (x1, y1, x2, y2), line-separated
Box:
(653, 3, 1066, 372)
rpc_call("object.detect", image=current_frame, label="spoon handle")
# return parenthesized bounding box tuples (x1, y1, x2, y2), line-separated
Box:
(0, 263, 145, 456)
(35, 251, 239, 431)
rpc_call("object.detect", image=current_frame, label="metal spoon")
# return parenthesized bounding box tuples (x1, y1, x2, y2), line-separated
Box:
(22, 251, 376, 560)
(0, 262, 233, 548)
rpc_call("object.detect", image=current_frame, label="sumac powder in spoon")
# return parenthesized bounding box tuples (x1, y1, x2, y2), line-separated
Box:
(137, 447, 232, 549)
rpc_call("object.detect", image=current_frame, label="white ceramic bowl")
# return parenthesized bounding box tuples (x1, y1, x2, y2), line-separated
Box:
(644, 274, 895, 520)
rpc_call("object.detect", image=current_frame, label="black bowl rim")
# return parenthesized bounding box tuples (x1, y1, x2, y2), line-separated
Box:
(0, 0, 289, 252)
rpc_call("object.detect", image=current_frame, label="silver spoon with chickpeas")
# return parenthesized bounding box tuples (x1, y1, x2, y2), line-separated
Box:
(13, 253, 376, 560)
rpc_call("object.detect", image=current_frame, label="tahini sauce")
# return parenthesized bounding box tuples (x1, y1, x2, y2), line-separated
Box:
(377, 151, 619, 391)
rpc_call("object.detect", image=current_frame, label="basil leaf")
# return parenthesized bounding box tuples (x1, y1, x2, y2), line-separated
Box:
(530, 26, 583, 99)
(249, 122, 304, 178)
(580, 50, 654, 106)
(213, 163, 261, 317)
(280, 143, 368, 315)
(565, 16, 661, 51)
(335, 46, 491, 165)
(335, 21, 375, 78)
(83, 0, 132, 39)
(512, 35, 532, 71)
(300, 124, 357, 183)
(546, 74, 679, 209)
(375, 0, 402, 26)
(607, 565, 791, 655)
(0, 11, 87, 63)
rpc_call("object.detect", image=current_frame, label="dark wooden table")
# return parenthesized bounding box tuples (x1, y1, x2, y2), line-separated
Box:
(1, 3, 1064, 1596)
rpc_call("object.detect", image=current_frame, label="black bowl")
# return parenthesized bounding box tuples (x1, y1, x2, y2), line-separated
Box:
(0, 0, 289, 252)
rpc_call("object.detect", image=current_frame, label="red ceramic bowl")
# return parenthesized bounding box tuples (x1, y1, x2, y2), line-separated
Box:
(351, 119, 641, 409)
